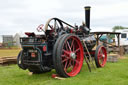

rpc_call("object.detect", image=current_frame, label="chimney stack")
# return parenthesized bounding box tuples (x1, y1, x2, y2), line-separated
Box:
(84, 6, 91, 29)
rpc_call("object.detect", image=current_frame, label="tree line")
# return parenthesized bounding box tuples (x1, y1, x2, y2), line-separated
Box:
(112, 26, 128, 32)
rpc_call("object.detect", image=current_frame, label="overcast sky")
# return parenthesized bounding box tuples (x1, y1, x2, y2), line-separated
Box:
(0, 0, 128, 36)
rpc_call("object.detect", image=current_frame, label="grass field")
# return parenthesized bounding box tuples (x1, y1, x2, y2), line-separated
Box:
(0, 49, 21, 57)
(0, 58, 128, 85)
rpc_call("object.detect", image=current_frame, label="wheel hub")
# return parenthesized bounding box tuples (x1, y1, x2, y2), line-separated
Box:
(70, 52, 76, 59)
(102, 54, 105, 58)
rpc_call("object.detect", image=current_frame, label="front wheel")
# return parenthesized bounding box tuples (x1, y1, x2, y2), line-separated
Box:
(53, 34, 84, 77)
(95, 45, 107, 68)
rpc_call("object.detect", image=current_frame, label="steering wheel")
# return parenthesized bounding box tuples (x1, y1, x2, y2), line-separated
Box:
(37, 24, 45, 32)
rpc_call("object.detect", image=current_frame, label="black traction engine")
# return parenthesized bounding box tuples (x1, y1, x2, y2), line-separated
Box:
(17, 6, 107, 77)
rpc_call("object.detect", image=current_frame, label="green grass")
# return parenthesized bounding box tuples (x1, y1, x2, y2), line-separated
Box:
(0, 49, 21, 57)
(0, 59, 128, 85)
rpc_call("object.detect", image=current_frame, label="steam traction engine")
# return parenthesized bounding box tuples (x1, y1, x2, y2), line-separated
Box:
(17, 6, 107, 77)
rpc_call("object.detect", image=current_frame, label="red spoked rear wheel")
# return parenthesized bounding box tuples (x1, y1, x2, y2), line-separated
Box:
(95, 45, 107, 68)
(53, 34, 84, 77)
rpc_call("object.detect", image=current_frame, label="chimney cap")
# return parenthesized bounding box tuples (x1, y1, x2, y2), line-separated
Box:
(84, 6, 91, 10)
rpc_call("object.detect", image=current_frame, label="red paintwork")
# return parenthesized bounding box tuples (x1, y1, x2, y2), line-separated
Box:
(97, 46, 107, 67)
(37, 24, 44, 32)
(25, 32, 35, 37)
(61, 36, 84, 77)
(31, 53, 36, 58)
(70, 29, 73, 33)
(43, 45, 47, 52)
(85, 51, 95, 55)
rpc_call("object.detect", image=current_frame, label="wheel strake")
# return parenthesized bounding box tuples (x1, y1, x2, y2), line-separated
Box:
(53, 34, 66, 75)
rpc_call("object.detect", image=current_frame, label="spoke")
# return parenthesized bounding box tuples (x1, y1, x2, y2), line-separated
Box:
(64, 61, 68, 72)
(71, 59, 75, 66)
(70, 65, 74, 70)
(70, 60, 74, 70)
(99, 56, 103, 60)
(48, 24, 53, 29)
(72, 44, 75, 52)
(75, 60, 79, 65)
(99, 48, 105, 59)
(98, 49, 103, 58)
(98, 51, 101, 55)
(63, 49, 70, 55)
(67, 41, 71, 51)
(101, 49, 106, 58)
(100, 50, 103, 55)
(54, 20, 56, 30)
(98, 54, 104, 65)
(66, 59, 71, 70)
(71, 39, 74, 51)
(62, 58, 69, 63)
(56, 21, 59, 28)
(65, 42, 69, 50)
(61, 54, 67, 58)
(99, 54, 102, 58)
(74, 48, 80, 53)
(100, 47, 104, 56)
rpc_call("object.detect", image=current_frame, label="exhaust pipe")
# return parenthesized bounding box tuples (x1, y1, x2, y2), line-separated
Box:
(84, 6, 91, 29)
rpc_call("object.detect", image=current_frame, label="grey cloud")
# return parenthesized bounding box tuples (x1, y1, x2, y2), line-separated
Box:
(0, 0, 128, 35)
(0, 0, 26, 10)
(86, 0, 128, 6)
(91, 15, 128, 27)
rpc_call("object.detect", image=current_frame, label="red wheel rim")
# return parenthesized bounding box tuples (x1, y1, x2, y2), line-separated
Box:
(61, 36, 84, 77)
(97, 46, 107, 67)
